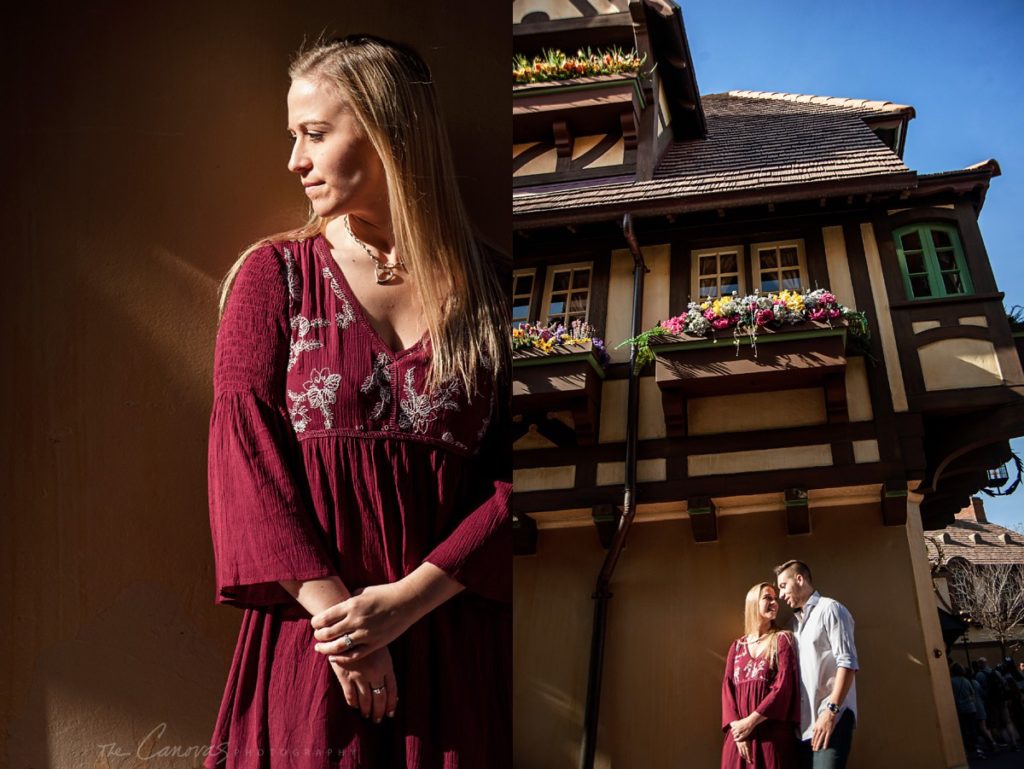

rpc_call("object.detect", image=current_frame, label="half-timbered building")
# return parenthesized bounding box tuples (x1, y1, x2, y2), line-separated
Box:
(512, 2, 1024, 767)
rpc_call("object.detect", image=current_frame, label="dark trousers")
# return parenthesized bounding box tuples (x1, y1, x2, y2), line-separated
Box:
(798, 710, 855, 769)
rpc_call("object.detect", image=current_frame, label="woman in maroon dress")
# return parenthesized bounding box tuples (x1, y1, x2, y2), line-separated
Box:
(204, 35, 509, 768)
(721, 582, 800, 768)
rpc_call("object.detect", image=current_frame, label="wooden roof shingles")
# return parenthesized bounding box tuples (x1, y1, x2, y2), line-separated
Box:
(926, 519, 1024, 567)
(513, 90, 915, 222)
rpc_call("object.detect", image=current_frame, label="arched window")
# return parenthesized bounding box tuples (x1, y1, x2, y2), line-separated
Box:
(892, 223, 972, 300)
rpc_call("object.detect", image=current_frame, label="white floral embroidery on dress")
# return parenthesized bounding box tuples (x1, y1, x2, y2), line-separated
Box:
(283, 247, 301, 303)
(321, 267, 356, 330)
(398, 369, 460, 434)
(287, 368, 342, 430)
(360, 353, 392, 421)
(287, 314, 331, 372)
(286, 397, 310, 433)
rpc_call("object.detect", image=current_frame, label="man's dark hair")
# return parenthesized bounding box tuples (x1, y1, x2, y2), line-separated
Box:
(774, 559, 813, 584)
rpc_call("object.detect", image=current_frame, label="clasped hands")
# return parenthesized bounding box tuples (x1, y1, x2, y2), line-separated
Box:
(729, 714, 760, 763)
(311, 581, 420, 724)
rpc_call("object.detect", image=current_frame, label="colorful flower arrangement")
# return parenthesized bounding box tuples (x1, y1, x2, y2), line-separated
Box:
(512, 319, 611, 368)
(513, 47, 647, 85)
(621, 289, 869, 370)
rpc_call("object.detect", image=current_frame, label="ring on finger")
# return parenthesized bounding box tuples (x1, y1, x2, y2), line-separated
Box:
(371, 685, 386, 695)
(342, 633, 354, 649)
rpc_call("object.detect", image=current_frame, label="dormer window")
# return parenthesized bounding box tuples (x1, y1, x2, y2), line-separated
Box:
(753, 241, 807, 293)
(692, 247, 743, 299)
(542, 262, 592, 325)
(893, 223, 973, 300)
(513, 269, 537, 325)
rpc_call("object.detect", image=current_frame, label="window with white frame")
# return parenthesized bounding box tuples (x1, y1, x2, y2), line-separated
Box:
(512, 269, 536, 324)
(753, 240, 807, 293)
(542, 262, 592, 326)
(691, 247, 743, 299)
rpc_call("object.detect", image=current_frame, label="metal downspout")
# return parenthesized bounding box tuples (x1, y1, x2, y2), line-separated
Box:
(579, 213, 648, 769)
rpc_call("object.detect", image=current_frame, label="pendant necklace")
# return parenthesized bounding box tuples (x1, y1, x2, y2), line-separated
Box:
(343, 214, 405, 284)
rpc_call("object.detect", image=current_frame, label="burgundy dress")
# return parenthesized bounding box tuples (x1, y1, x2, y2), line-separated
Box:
(204, 236, 510, 769)
(721, 633, 799, 769)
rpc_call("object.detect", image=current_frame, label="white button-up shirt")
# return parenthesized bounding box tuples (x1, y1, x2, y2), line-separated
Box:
(792, 591, 859, 739)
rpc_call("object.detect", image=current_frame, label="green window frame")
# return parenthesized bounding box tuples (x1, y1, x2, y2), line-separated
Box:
(893, 223, 973, 300)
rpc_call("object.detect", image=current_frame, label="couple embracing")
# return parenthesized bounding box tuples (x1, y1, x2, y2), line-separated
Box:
(721, 560, 859, 769)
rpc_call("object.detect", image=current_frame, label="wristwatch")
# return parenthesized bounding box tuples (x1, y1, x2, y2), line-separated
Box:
(825, 702, 840, 715)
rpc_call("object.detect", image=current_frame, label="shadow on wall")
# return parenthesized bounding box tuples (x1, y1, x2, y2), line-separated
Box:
(1, 2, 508, 767)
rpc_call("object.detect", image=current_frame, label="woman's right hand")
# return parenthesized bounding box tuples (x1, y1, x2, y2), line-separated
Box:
(330, 646, 398, 723)
(735, 738, 753, 763)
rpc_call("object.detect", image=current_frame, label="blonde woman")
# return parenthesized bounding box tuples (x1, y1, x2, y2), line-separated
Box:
(721, 583, 800, 768)
(204, 35, 509, 768)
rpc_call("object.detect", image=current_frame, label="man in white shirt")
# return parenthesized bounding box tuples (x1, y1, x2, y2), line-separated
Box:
(775, 559, 858, 769)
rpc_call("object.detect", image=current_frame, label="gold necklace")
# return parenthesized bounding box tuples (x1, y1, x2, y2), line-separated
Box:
(343, 214, 405, 284)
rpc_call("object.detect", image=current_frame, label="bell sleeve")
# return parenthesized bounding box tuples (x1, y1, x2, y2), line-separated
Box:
(208, 243, 337, 609)
(722, 640, 740, 732)
(753, 632, 799, 723)
(422, 371, 511, 604)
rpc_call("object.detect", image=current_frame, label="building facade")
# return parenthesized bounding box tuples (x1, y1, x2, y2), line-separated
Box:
(512, 2, 1024, 767)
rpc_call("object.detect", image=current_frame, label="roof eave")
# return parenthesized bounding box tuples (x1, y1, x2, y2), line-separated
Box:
(513, 171, 918, 230)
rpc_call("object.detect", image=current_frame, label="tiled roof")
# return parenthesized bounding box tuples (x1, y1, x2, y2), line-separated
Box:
(513, 90, 914, 218)
(925, 520, 1024, 566)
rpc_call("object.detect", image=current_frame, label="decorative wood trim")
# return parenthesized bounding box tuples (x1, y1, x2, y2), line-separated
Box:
(592, 504, 621, 549)
(881, 479, 908, 526)
(688, 496, 717, 542)
(513, 513, 538, 556)
(785, 488, 811, 535)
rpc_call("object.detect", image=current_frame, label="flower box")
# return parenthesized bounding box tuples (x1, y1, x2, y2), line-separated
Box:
(513, 341, 606, 445)
(651, 322, 851, 438)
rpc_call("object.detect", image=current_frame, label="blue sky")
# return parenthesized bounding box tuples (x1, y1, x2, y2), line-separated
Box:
(682, 1, 1024, 530)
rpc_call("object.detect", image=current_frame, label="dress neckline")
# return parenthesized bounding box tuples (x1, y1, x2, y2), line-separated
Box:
(313, 233, 430, 359)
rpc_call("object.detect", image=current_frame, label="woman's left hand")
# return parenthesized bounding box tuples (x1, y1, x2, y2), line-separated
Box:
(730, 715, 756, 742)
(311, 582, 420, 662)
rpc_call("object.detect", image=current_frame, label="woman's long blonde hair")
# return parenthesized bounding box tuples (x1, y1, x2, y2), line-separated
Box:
(743, 582, 789, 670)
(218, 34, 507, 393)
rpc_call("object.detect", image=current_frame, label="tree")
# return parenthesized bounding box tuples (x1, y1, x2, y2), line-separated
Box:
(946, 560, 1024, 658)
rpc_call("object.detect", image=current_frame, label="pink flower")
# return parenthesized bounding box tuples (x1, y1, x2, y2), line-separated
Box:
(809, 308, 827, 321)
(829, 308, 842, 319)
(820, 292, 837, 305)
(704, 309, 717, 321)
(755, 309, 775, 326)
(712, 317, 731, 330)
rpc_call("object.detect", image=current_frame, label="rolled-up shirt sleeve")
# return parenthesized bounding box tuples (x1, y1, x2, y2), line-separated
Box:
(823, 603, 859, 671)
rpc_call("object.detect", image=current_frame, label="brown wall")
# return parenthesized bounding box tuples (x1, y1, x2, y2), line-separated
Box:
(515, 503, 961, 769)
(0, 3, 508, 766)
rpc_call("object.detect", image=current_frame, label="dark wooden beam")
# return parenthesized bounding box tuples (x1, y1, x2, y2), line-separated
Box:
(882, 478, 908, 526)
(513, 513, 538, 556)
(688, 496, 717, 542)
(785, 487, 811, 535)
(592, 504, 621, 549)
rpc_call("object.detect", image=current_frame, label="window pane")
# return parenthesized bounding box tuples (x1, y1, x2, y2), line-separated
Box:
(780, 247, 799, 267)
(548, 293, 566, 315)
(514, 274, 534, 295)
(759, 250, 778, 269)
(901, 230, 922, 251)
(721, 276, 739, 296)
(931, 229, 952, 249)
(513, 300, 530, 322)
(552, 272, 571, 291)
(699, 278, 718, 297)
(936, 249, 957, 271)
(782, 270, 801, 289)
(761, 276, 780, 292)
(720, 253, 738, 273)
(569, 293, 588, 313)
(910, 275, 932, 298)
(699, 255, 717, 276)
(905, 251, 926, 274)
(942, 272, 964, 294)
